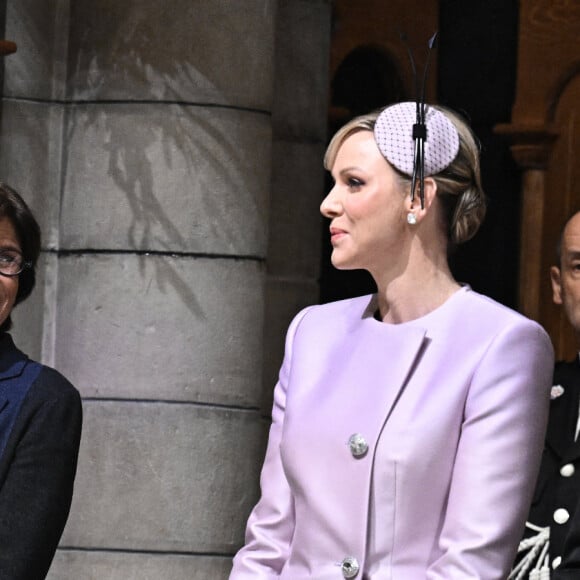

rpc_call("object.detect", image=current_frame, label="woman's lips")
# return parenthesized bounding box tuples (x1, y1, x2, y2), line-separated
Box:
(330, 227, 347, 243)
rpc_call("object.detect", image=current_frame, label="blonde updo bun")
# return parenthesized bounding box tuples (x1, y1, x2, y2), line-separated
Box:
(430, 105, 487, 244)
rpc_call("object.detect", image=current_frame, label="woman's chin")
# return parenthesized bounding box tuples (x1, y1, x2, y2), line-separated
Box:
(331, 254, 357, 271)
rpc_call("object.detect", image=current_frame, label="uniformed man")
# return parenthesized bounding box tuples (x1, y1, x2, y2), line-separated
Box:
(514, 210, 580, 578)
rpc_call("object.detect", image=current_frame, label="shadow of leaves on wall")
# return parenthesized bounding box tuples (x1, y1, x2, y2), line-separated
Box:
(64, 1, 272, 317)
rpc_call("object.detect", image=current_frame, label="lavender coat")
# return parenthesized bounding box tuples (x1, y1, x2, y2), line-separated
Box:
(231, 287, 554, 579)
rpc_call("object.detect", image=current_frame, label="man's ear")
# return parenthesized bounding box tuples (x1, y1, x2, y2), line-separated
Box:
(551, 265, 563, 305)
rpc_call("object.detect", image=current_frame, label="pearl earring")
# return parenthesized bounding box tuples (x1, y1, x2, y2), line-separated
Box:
(407, 212, 417, 225)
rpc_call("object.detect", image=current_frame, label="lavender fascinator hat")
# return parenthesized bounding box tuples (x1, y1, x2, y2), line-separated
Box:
(373, 102, 460, 178)
(372, 32, 460, 208)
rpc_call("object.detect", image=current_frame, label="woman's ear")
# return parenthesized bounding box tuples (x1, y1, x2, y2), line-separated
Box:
(405, 177, 438, 222)
(421, 177, 438, 212)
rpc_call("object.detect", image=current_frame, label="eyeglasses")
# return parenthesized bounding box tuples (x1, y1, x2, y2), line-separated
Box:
(0, 250, 31, 277)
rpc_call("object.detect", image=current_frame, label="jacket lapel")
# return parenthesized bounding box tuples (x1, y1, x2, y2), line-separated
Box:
(340, 297, 427, 432)
(354, 325, 426, 424)
(0, 333, 30, 430)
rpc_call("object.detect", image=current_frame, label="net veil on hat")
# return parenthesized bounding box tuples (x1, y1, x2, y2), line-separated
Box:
(373, 102, 460, 178)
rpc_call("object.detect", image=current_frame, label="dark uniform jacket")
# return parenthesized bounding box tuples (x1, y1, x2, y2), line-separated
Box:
(0, 333, 82, 580)
(526, 359, 580, 574)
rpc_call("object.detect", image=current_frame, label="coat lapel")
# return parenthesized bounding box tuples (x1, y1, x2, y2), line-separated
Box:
(322, 295, 429, 437)
(280, 295, 428, 564)
(289, 294, 428, 438)
(349, 321, 426, 427)
(0, 333, 33, 455)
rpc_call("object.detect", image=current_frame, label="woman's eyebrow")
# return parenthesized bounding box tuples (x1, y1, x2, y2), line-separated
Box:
(332, 166, 363, 180)
(339, 166, 361, 175)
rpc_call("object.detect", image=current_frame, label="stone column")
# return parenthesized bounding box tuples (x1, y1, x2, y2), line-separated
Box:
(1, 1, 276, 578)
(1, 0, 331, 578)
(263, 0, 331, 407)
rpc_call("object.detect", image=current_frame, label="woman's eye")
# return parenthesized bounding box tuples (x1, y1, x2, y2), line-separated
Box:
(347, 177, 364, 190)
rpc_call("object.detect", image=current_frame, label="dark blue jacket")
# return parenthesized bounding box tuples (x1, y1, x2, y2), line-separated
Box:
(0, 333, 82, 579)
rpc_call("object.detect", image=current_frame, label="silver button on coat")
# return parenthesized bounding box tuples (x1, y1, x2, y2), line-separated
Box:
(348, 433, 368, 457)
(340, 556, 360, 578)
(560, 463, 575, 477)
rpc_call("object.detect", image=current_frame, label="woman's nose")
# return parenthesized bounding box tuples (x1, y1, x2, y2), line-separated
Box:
(320, 186, 342, 218)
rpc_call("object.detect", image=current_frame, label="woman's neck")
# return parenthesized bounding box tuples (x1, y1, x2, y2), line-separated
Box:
(372, 248, 460, 324)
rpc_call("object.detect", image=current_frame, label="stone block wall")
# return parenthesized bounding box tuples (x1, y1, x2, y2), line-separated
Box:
(263, 0, 330, 405)
(0, 0, 330, 577)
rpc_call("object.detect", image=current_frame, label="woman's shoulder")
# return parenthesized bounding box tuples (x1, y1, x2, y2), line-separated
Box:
(401, 287, 551, 361)
(456, 288, 546, 331)
(300, 293, 373, 317)
(450, 290, 553, 365)
(31, 365, 80, 403)
(0, 339, 81, 454)
(291, 294, 374, 330)
(15, 365, 82, 434)
(0, 333, 80, 404)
